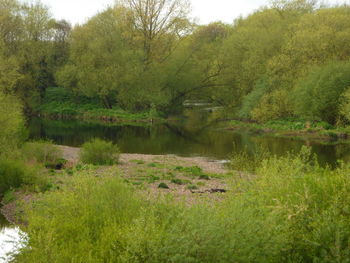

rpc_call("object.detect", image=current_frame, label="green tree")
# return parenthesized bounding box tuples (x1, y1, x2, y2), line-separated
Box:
(0, 92, 24, 155)
(294, 61, 350, 124)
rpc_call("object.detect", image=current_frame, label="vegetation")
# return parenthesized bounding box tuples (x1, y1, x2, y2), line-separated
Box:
(0, 92, 25, 155)
(2, 0, 350, 261)
(11, 148, 350, 262)
(39, 87, 157, 122)
(0, 159, 49, 195)
(22, 141, 63, 165)
(80, 138, 120, 165)
(2, 0, 350, 129)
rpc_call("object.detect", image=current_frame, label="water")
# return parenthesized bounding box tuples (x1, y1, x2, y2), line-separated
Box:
(0, 213, 24, 262)
(28, 109, 350, 167)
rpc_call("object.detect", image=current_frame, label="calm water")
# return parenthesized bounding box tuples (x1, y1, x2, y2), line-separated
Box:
(28, 109, 350, 166)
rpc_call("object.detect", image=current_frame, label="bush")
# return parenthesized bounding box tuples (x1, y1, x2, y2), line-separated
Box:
(22, 141, 62, 165)
(0, 159, 49, 195)
(80, 138, 120, 165)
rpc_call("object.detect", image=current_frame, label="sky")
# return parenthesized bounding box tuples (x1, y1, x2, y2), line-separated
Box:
(39, 0, 346, 26)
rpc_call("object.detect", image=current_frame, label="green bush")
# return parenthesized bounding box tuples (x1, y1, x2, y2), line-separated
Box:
(22, 141, 62, 165)
(80, 138, 120, 165)
(0, 159, 49, 195)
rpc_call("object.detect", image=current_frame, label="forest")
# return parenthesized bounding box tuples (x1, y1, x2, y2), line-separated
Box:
(2, 0, 350, 262)
(1, 0, 350, 124)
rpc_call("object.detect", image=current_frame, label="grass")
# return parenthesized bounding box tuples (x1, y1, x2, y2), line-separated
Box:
(227, 119, 349, 141)
(38, 87, 161, 123)
(13, 147, 350, 262)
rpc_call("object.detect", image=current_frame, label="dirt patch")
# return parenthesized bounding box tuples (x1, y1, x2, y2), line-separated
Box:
(58, 145, 231, 204)
(1, 191, 34, 225)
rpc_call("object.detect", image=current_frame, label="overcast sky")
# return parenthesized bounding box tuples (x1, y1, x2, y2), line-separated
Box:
(39, 0, 347, 25)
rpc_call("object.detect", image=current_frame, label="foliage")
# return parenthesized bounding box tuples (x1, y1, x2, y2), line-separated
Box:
(0, 159, 49, 195)
(340, 88, 350, 123)
(0, 92, 25, 155)
(2, 0, 350, 126)
(80, 138, 120, 165)
(22, 140, 62, 165)
(39, 87, 153, 122)
(251, 89, 293, 122)
(0, 0, 71, 110)
(294, 61, 350, 124)
(16, 147, 350, 262)
(238, 78, 269, 119)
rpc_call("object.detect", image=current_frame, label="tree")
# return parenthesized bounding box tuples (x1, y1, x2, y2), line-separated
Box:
(0, 92, 24, 155)
(117, 0, 192, 64)
(57, 7, 137, 109)
(294, 61, 350, 124)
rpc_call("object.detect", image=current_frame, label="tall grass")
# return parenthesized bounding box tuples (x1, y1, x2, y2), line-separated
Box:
(16, 148, 350, 262)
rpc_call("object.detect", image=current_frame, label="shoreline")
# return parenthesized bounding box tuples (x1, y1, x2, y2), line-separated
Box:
(223, 120, 350, 143)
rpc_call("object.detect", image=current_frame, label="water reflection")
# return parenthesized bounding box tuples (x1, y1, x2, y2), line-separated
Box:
(28, 110, 350, 167)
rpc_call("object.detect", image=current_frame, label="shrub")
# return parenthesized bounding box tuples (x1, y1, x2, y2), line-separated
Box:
(22, 141, 62, 165)
(0, 159, 49, 195)
(80, 138, 120, 165)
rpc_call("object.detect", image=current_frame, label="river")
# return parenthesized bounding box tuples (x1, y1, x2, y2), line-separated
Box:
(27, 109, 350, 167)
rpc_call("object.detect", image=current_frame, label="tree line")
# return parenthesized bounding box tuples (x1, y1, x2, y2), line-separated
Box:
(1, 0, 350, 125)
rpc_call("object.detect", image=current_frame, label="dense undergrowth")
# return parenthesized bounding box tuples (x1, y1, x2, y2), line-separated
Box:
(0, 141, 65, 201)
(38, 88, 159, 123)
(13, 147, 350, 263)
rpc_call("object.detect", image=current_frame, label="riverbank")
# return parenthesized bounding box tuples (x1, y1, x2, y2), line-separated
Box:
(37, 87, 163, 123)
(225, 119, 350, 142)
(1, 145, 231, 225)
